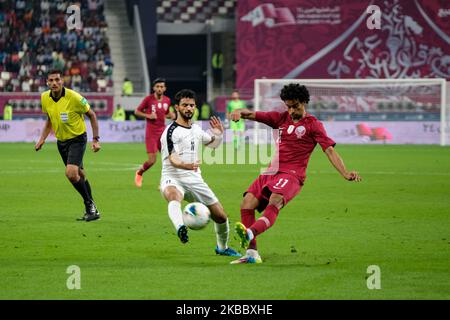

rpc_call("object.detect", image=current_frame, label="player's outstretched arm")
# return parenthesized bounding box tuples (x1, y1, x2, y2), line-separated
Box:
(168, 153, 200, 171)
(325, 146, 361, 182)
(35, 117, 53, 151)
(230, 108, 255, 122)
(86, 109, 101, 152)
(209, 116, 223, 133)
(205, 116, 224, 148)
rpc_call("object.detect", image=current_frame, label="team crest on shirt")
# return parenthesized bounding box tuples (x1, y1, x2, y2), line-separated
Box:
(287, 125, 295, 134)
(163, 103, 168, 110)
(295, 126, 306, 139)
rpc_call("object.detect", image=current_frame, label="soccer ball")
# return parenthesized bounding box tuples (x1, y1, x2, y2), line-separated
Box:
(183, 202, 211, 230)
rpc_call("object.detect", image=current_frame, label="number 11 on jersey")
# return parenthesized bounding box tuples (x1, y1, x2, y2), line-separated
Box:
(273, 178, 289, 189)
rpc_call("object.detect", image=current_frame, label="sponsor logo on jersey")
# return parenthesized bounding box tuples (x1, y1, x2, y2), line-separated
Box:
(60, 112, 69, 122)
(287, 125, 295, 134)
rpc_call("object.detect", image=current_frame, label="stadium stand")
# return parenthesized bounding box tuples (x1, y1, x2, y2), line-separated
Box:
(0, 0, 113, 93)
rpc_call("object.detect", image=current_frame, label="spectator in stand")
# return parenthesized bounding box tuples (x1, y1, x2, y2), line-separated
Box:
(41, 1, 50, 12)
(1, 0, 113, 93)
(122, 78, 134, 97)
(21, 77, 31, 92)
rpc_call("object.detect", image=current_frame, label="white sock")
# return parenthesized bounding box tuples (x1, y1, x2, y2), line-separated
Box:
(168, 201, 184, 231)
(246, 249, 260, 258)
(214, 219, 229, 251)
(247, 228, 254, 241)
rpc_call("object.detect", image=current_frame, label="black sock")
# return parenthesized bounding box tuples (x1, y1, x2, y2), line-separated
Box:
(72, 177, 92, 203)
(85, 179, 93, 200)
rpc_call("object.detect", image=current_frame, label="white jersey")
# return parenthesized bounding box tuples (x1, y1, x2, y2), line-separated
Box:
(160, 121, 213, 176)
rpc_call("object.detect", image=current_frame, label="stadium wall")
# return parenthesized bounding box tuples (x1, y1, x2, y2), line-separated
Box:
(0, 120, 441, 145)
(0, 93, 114, 119)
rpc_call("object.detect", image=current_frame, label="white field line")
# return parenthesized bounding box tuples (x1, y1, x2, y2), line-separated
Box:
(226, 169, 450, 176)
(0, 167, 138, 174)
(307, 170, 450, 176)
(0, 167, 450, 177)
(0, 159, 137, 167)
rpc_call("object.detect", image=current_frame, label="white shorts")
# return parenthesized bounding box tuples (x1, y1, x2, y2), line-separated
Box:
(160, 172, 219, 206)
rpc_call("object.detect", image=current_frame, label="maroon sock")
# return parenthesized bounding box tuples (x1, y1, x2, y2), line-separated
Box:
(138, 161, 153, 175)
(249, 204, 280, 237)
(241, 209, 257, 250)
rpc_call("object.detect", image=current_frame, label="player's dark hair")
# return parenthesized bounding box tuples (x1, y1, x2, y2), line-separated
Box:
(280, 83, 310, 104)
(47, 69, 63, 78)
(174, 89, 196, 105)
(152, 78, 166, 86)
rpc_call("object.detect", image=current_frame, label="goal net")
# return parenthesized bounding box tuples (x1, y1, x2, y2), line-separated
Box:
(254, 79, 448, 145)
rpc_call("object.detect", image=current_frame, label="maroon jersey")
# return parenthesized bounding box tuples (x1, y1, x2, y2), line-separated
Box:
(255, 111, 335, 183)
(136, 94, 171, 129)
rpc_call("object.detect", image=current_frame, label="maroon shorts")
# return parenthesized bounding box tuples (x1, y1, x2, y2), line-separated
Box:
(245, 172, 303, 212)
(145, 128, 164, 153)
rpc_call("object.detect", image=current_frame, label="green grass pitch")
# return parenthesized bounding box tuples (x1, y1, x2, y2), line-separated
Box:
(0, 143, 449, 299)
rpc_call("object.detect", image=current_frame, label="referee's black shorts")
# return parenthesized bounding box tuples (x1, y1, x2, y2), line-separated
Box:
(57, 132, 87, 168)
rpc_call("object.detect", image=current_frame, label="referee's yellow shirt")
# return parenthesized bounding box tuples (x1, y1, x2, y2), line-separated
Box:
(41, 87, 90, 141)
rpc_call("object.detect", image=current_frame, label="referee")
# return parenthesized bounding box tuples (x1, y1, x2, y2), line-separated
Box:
(35, 69, 101, 222)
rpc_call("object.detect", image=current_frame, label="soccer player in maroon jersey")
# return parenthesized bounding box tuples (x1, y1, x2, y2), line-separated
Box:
(134, 78, 175, 187)
(229, 83, 362, 264)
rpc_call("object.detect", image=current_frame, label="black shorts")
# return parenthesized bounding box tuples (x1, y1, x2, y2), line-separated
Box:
(57, 132, 87, 168)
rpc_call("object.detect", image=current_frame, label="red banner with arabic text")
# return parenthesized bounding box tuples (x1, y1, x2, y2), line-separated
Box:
(236, 0, 450, 90)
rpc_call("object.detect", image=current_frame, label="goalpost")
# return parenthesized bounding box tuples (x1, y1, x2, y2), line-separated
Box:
(253, 78, 448, 146)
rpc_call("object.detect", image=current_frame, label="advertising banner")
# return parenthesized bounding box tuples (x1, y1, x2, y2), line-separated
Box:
(0, 120, 441, 145)
(237, 0, 450, 90)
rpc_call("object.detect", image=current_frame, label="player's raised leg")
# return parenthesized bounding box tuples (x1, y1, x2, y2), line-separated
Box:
(248, 193, 283, 239)
(233, 193, 284, 264)
(208, 202, 241, 257)
(162, 185, 188, 243)
(231, 192, 262, 264)
(135, 152, 157, 187)
(233, 173, 301, 264)
(237, 192, 259, 249)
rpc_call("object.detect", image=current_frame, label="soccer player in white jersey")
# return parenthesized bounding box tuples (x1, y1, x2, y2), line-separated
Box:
(159, 89, 241, 257)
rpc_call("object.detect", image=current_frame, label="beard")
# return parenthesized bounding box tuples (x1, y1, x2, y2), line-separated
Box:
(180, 111, 193, 121)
